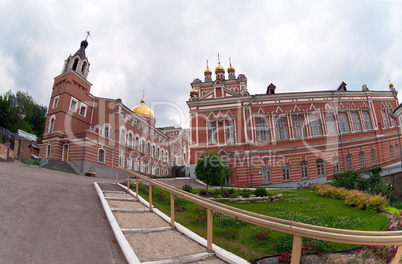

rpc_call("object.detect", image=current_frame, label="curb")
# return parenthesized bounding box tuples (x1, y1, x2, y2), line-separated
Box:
(94, 182, 141, 264)
(117, 183, 249, 264)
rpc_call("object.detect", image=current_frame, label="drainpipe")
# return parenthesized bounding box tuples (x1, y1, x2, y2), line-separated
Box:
(332, 91, 346, 172)
(245, 95, 256, 187)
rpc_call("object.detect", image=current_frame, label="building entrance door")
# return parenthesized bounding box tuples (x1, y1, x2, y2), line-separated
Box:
(63, 145, 68, 162)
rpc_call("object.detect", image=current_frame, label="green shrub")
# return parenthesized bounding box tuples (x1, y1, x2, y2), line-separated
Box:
(391, 202, 402, 210)
(213, 188, 222, 195)
(332, 170, 360, 189)
(199, 189, 207, 196)
(254, 187, 268, 197)
(229, 193, 239, 198)
(182, 183, 193, 193)
(241, 188, 252, 197)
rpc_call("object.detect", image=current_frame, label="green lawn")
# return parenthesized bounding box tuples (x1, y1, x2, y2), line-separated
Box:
(132, 184, 388, 261)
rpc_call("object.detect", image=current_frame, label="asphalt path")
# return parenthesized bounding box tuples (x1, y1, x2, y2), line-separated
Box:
(0, 161, 126, 264)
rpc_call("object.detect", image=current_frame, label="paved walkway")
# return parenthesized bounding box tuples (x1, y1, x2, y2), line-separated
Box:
(0, 161, 126, 264)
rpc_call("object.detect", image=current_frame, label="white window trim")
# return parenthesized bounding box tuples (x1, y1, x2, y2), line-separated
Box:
(70, 97, 78, 112)
(79, 102, 87, 117)
(98, 148, 105, 163)
(52, 96, 59, 109)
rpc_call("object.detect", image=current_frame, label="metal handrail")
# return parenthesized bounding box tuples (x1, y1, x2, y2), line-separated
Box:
(116, 167, 402, 264)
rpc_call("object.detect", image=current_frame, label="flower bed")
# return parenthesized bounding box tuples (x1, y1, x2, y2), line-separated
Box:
(212, 194, 283, 203)
(311, 184, 388, 212)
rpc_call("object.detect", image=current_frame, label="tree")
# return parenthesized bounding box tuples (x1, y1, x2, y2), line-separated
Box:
(0, 90, 47, 139)
(194, 152, 225, 192)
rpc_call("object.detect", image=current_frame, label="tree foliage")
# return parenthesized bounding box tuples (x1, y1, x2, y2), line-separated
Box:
(194, 152, 225, 191)
(0, 90, 47, 139)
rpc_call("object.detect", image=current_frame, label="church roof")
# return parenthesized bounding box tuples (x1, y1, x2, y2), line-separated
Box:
(73, 40, 88, 59)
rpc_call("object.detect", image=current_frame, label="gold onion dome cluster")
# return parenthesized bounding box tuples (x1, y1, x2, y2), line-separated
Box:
(204, 65, 212, 75)
(131, 96, 155, 118)
(190, 88, 199, 95)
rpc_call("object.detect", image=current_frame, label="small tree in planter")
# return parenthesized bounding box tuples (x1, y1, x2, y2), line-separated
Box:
(195, 152, 225, 193)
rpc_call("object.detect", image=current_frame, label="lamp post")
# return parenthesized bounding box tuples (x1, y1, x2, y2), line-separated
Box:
(390, 111, 402, 172)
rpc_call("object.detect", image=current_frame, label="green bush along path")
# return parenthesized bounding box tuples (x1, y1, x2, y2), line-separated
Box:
(132, 184, 388, 261)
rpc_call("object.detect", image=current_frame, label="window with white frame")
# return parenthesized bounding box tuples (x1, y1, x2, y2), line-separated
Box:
(134, 137, 139, 151)
(152, 166, 155, 175)
(157, 167, 160, 176)
(351, 112, 361, 132)
(46, 144, 51, 157)
(371, 149, 376, 165)
(119, 155, 124, 167)
(146, 143, 150, 155)
(309, 115, 322, 137)
(134, 160, 139, 171)
(346, 154, 353, 170)
(300, 161, 309, 179)
(152, 146, 155, 158)
(325, 114, 337, 135)
(282, 163, 290, 181)
(140, 162, 145, 173)
(333, 156, 340, 174)
(255, 118, 270, 142)
(316, 159, 326, 177)
(146, 165, 150, 174)
(396, 145, 400, 159)
(275, 117, 289, 140)
(391, 116, 397, 128)
(339, 113, 350, 133)
(208, 122, 217, 144)
(127, 158, 132, 169)
(363, 112, 372, 130)
(262, 165, 271, 184)
(120, 129, 125, 144)
(226, 121, 234, 144)
(52, 96, 59, 109)
(156, 148, 160, 159)
(293, 116, 305, 139)
(382, 110, 389, 128)
(359, 152, 365, 168)
(69, 97, 78, 112)
(390, 145, 394, 160)
(49, 116, 55, 133)
(127, 133, 132, 147)
(104, 126, 109, 138)
(79, 103, 87, 117)
(98, 148, 105, 163)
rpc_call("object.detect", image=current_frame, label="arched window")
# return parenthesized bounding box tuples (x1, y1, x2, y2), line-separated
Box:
(146, 143, 150, 155)
(292, 116, 305, 139)
(390, 145, 394, 160)
(256, 119, 270, 142)
(396, 145, 400, 159)
(351, 112, 361, 132)
(325, 114, 337, 135)
(382, 110, 389, 128)
(72, 58, 79, 71)
(81, 61, 87, 74)
(141, 140, 145, 153)
(275, 117, 289, 140)
(339, 113, 350, 133)
(309, 115, 322, 136)
(98, 149, 105, 163)
(127, 133, 132, 147)
(104, 126, 109, 138)
(49, 116, 55, 133)
(156, 148, 160, 159)
(120, 129, 125, 144)
(363, 112, 372, 130)
(152, 146, 155, 157)
(226, 121, 234, 144)
(208, 123, 216, 144)
(46, 145, 51, 157)
(134, 137, 139, 151)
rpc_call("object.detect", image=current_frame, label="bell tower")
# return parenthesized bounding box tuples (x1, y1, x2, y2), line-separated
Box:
(41, 34, 94, 161)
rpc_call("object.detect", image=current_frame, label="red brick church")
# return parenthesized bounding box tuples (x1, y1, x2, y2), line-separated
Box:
(187, 57, 401, 186)
(40, 39, 189, 177)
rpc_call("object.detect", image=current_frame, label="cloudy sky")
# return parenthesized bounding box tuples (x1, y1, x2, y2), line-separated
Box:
(1, 0, 402, 128)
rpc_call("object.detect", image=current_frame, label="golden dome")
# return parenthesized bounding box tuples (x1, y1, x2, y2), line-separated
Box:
(204, 60, 212, 74)
(389, 82, 394, 88)
(190, 88, 199, 95)
(131, 96, 155, 118)
(215, 53, 225, 74)
(227, 57, 235, 72)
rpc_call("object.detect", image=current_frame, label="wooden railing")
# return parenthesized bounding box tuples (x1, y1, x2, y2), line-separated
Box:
(116, 167, 402, 264)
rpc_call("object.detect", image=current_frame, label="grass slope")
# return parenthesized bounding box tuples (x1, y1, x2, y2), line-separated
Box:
(133, 185, 388, 261)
